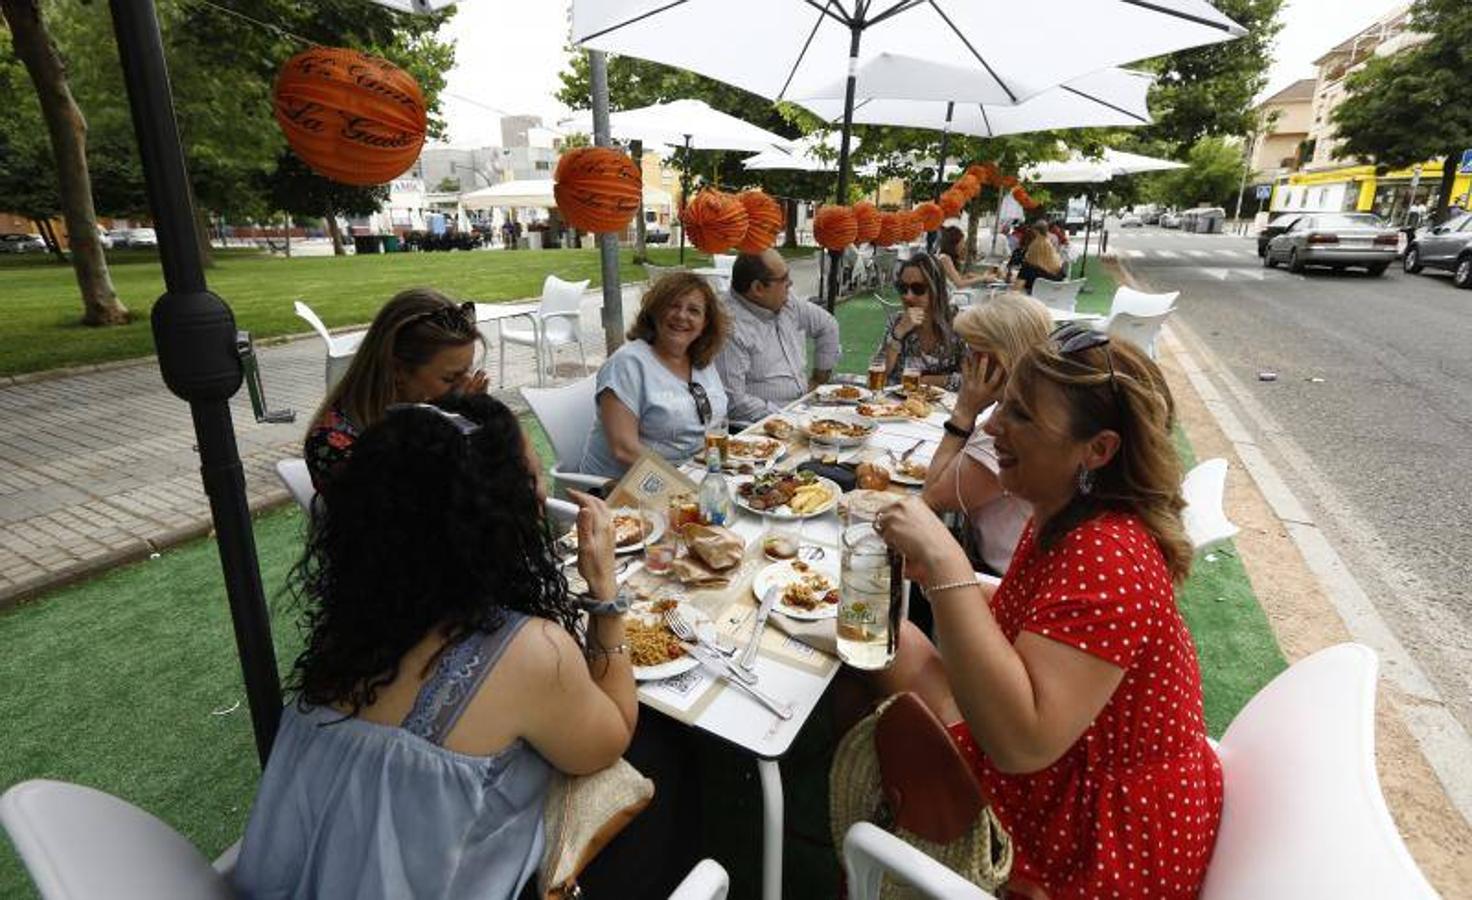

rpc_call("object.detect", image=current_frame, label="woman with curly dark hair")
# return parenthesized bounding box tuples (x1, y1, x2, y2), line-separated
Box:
(233, 395, 636, 900)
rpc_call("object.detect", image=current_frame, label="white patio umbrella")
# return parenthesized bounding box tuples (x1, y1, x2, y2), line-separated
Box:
(460, 178, 673, 210)
(742, 133, 877, 175)
(572, 0, 1243, 309)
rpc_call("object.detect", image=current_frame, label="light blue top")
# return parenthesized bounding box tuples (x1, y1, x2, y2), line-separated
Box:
(232, 612, 551, 900)
(581, 338, 729, 479)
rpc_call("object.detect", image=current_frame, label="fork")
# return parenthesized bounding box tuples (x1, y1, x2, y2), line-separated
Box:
(664, 609, 755, 683)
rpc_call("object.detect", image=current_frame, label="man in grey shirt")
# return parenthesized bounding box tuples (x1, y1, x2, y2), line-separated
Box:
(715, 249, 842, 423)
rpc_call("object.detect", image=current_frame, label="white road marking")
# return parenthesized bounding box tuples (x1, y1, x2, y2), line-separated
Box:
(1186, 249, 1214, 259)
(1122, 249, 1145, 259)
(1154, 250, 1181, 259)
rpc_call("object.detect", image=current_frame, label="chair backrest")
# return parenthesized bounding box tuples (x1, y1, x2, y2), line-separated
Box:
(1181, 458, 1239, 552)
(1201, 644, 1437, 899)
(1106, 309, 1173, 359)
(544, 496, 578, 528)
(643, 264, 685, 284)
(1107, 285, 1178, 321)
(275, 458, 317, 515)
(521, 375, 598, 469)
(540, 275, 590, 316)
(293, 299, 336, 347)
(842, 823, 996, 900)
(0, 780, 236, 900)
(711, 254, 736, 273)
(666, 859, 730, 900)
(1029, 278, 1085, 314)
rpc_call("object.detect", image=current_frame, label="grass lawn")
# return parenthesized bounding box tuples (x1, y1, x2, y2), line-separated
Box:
(0, 272, 1286, 898)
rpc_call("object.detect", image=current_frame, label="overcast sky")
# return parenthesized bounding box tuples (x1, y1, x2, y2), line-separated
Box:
(431, 0, 1409, 149)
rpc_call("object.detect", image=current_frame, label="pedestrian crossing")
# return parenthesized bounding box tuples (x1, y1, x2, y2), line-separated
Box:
(1111, 246, 1256, 262)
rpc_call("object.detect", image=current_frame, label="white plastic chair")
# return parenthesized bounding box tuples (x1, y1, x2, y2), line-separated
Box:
(842, 822, 996, 900)
(544, 496, 579, 528)
(1106, 308, 1174, 359)
(711, 254, 736, 274)
(1105, 285, 1178, 321)
(1029, 277, 1086, 314)
(667, 858, 730, 900)
(274, 458, 316, 515)
(293, 300, 365, 390)
(1181, 458, 1240, 552)
(0, 779, 238, 899)
(1201, 643, 1437, 899)
(498, 275, 592, 387)
(521, 375, 610, 494)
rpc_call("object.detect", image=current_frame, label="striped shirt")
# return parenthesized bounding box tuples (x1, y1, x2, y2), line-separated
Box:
(715, 291, 841, 423)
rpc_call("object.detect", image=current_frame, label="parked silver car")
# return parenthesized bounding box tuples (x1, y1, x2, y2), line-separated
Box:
(1262, 212, 1398, 276)
(1403, 211, 1472, 289)
(0, 233, 46, 253)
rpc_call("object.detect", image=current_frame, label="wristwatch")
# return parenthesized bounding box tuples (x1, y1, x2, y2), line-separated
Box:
(943, 418, 974, 440)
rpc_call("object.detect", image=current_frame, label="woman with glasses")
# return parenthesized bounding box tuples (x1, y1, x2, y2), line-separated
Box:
(304, 289, 488, 491)
(868, 327, 1219, 899)
(581, 272, 730, 479)
(880, 254, 966, 391)
(235, 396, 637, 900)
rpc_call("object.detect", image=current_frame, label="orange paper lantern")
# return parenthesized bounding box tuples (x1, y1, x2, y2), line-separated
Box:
(874, 212, 903, 247)
(735, 190, 785, 252)
(1012, 186, 1039, 209)
(938, 189, 966, 218)
(914, 202, 944, 232)
(955, 174, 981, 198)
(553, 147, 642, 233)
(682, 190, 750, 254)
(813, 205, 859, 251)
(901, 211, 925, 242)
(273, 47, 426, 186)
(852, 201, 882, 244)
(1001, 175, 1019, 189)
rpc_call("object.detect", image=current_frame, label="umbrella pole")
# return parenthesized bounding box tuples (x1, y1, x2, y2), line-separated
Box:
(1078, 191, 1094, 286)
(108, 0, 281, 766)
(678, 134, 691, 264)
(826, 24, 863, 314)
(927, 102, 954, 253)
(589, 50, 624, 355)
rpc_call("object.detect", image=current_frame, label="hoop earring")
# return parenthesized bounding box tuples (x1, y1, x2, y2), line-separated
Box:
(1076, 465, 1094, 497)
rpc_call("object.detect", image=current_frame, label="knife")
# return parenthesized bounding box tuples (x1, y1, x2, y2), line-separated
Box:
(683, 642, 793, 720)
(738, 585, 781, 674)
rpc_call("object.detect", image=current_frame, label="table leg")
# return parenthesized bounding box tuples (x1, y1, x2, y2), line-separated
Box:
(758, 758, 783, 900)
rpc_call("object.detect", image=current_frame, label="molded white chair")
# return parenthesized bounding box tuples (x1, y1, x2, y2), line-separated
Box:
(1181, 458, 1240, 552)
(1105, 285, 1179, 321)
(544, 496, 579, 528)
(843, 822, 995, 900)
(0, 779, 238, 899)
(293, 300, 365, 390)
(643, 263, 686, 284)
(1106, 308, 1174, 359)
(668, 858, 730, 900)
(711, 254, 736, 274)
(274, 458, 316, 515)
(1029, 277, 1086, 314)
(521, 375, 610, 494)
(498, 275, 591, 387)
(1201, 643, 1437, 899)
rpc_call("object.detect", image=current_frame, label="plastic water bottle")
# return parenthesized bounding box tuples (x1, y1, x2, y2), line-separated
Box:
(697, 447, 732, 526)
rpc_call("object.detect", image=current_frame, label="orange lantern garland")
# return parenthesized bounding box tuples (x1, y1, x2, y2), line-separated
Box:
(902, 211, 925, 241)
(955, 174, 981, 198)
(938, 189, 966, 218)
(553, 147, 642, 233)
(813, 205, 859, 251)
(736, 190, 785, 252)
(1001, 175, 1019, 189)
(852, 201, 882, 244)
(682, 190, 750, 254)
(874, 212, 903, 247)
(1012, 186, 1039, 210)
(914, 201, 944, 232)
(273, 47, 427, 186)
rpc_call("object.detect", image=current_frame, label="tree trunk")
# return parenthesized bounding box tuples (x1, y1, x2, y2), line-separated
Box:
(324, 203, 346, 256)
(194, 202, 214, 268)
(33, 217, 65, 261)
(631, 140, 648, 264)
(965, 193, 982, 262)
(283, 214, 292, 258)
(1434, 146, 1460, 224)
(3, 0, 129, 325)
(783, 198, 798, 248)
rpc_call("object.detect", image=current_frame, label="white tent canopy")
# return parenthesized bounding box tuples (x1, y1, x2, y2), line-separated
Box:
(459, 178, 673, 210)
(742, 133, 879, 174)
(1024, 148, 1187, 183)
(557, 99, 796, 154)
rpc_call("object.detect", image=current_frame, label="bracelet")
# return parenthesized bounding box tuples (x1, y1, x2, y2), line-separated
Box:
(942, 418, 974, 440)
(585, 642, 628, 658)
(923, 578, 983, 597)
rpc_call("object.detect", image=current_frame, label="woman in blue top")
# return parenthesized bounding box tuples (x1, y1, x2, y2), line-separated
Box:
(582, 272, 730, 478)
(233, 395, 637, 900)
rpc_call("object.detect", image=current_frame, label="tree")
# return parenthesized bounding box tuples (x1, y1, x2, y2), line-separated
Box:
(1331, 0, 1472, 222)
(267, 152, 389, 256)
(1, 0, 129, 325)
(1141, 136, 1247, 210)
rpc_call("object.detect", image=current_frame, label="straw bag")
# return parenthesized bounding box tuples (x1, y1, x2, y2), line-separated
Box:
(538, 758, 654, 899)
(830, 693, 1012, 898)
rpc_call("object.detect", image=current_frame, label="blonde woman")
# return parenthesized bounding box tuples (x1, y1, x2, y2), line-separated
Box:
(921, 293, 1052, 575)
(1018, 222, 1066, 292)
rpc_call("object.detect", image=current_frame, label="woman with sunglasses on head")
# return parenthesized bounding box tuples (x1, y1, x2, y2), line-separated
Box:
(304, 288, 488, 491)
(881, 254, 966, 391)
(869, 326, 1218, 899)
(581, 271, 730, 479)
(234, 396, 637, 900)
(1018, 221, 1067, 293)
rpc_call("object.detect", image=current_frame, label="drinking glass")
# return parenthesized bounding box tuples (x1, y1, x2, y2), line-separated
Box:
(641, 504, 676, 575)
(704, 415, 730, 465)
(901, 363, 922, 394)
(867, 352, 888, 391)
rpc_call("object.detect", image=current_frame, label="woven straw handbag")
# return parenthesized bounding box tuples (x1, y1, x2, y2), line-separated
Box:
(538, 758, 654, 899)
(830, 693, 1012, 898)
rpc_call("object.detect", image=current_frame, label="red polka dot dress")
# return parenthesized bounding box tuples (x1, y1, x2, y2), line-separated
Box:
(947, 511, 1223, 899)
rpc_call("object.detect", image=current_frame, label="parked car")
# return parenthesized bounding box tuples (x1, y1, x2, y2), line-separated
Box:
(1159, 212, 1181, 229)
(1262, 212, 1398, 275)
(0, 233, 47, 254)
(116, 227, 158, 248)
(1403, 211, 1472, 289)
(96, 228, 114, 250)
(1119, 213, 1143, 228)
(1255, 212, 1304, 257)
(644, 225, 671, 245)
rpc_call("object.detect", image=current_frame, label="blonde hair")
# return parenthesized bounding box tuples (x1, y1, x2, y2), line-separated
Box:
(627, 271, 729, 368)
(1023, 231, 1063, 274)
(1010, 337, 1192, 583)
(952, 293, 1052, 374)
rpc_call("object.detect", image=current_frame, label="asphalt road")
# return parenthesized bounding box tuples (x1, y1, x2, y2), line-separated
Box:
(1109, 224, 1472, 734)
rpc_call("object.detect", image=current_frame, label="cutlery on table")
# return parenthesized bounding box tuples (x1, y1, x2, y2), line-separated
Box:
(664, 609, 752, 683)
(681, 642, 793, 720)
(738, 585, 781, 674)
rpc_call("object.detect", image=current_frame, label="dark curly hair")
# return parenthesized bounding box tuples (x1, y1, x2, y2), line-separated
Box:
(286, 393, 580, 715)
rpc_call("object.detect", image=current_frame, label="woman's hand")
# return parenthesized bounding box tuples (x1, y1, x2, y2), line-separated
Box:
(874, 496, 971, 586)
(568, 489, 618, 600)
(457, 369, 490, 396)
(954, 351, 1005, 421)
(893, 306, 924, 338)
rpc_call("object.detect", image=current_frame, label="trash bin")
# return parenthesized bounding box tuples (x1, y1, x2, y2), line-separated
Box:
(1195, 208, 1225, 234)
(382, 235, 401, 252)
(352, 235, 381, 254)
(528, 232, 543, 251)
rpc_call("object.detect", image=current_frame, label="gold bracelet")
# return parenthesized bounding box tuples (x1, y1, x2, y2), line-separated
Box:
(923, 578, 982, 597)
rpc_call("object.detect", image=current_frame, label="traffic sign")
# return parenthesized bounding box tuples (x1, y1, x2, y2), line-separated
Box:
(1459, 149, 1472, 174)
(1255, 184, 1273, 200)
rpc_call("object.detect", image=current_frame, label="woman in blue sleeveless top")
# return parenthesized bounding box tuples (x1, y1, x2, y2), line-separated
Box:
(234, 395, 637, 900)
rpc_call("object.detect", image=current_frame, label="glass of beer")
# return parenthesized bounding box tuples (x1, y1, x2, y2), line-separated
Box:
(703, 415, 729, 465)
(901, 363, 922, 394)
(867, 352, 888, 391)
(837, 522, 906, 670)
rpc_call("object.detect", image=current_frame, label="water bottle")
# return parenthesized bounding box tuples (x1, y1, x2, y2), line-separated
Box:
(697, 447, 732, 526)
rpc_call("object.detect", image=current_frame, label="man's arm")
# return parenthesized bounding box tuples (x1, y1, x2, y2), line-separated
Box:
(715, 341, 780, 423)
(796, 300, 841, 383)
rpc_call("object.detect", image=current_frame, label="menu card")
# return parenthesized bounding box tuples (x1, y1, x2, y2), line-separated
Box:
(604, 449, 698, 511)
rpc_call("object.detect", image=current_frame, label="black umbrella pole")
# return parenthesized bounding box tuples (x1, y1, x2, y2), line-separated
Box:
(827, 25, 863, 313)
(110, 0, 282, 766)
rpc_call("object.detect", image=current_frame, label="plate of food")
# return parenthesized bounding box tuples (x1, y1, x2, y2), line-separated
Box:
(815, 383, 870, 405)
(886, 383, 949, 404)
(856, 397, 932, 421)
(803, 414, 876, 448)
(759, 416, 797, 441)
(561, 508, 663, 555)
(726, 435, 786, 464)
(733, 470, 841, 520)
(886, 456, 931, 486)
(627, 596, 717, 681)
(752, 558, 842, 620)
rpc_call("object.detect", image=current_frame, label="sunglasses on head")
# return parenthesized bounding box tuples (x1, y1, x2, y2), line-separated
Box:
(385, 402, 482, 437)
(687, 381, 712, 425)
(895, 280, 929, 296)
(1050, 322, 1123, 415)
(407, 301, 476, 332)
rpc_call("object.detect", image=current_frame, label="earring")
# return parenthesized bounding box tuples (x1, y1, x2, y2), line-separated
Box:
(1076, 466, 1094, 496)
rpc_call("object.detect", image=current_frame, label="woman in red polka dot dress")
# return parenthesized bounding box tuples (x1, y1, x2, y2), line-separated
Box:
(872, 324, 1222, 899)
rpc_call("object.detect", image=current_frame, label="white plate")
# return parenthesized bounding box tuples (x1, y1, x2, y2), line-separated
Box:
(815, 384, 871, 405)
(562, 508, 665, 555)
(882, 457, 932, 487)
(802, 413, 877, 448)
(725, 436, 787, 465)
(884, 384, 952, 405)
(732, 474, 842, 520)
(628, 599, 716, 681)
(753, 558, 842, 620)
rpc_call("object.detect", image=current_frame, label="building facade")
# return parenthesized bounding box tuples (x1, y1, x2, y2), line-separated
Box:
(1248, 79, 1314, 181)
